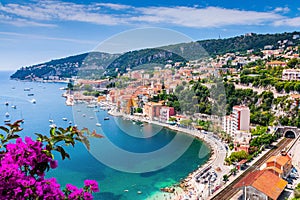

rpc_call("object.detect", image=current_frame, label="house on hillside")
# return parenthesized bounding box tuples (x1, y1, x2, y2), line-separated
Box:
(234, 170, 287, 200)
(261, 152, 292, 179)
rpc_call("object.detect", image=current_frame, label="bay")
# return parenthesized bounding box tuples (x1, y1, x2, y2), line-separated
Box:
(0, 71, 210, 200)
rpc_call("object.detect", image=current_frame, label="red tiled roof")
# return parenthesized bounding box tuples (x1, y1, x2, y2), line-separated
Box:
(266, 154, 291, 167)
(235, 170, 287, 200)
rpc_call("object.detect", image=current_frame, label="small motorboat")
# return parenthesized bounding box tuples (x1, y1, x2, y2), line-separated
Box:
(62, 117, 68, 121)
(30, 99, 36, 104)
(104, 117, 109, 120)
(5, 112, 9, 118)
(96, 123, 101, 127)
(49, 124, 57, 128)
(4, 119, 11, 123)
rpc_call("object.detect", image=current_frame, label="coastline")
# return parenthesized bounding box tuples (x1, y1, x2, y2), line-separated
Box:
(108, 109, 229, 200)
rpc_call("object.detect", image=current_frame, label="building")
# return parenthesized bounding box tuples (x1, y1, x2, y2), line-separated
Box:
(266, 61, 287, 67)
(232, 105, 250, 133)
(223, 105, 251, 152)
(262, 152, 292, 179)
(282, 69, 300, 81)
(223, 105, 250, 137)
(143, 102, 163, 120)
(159, 106, 175, 122)
(223, 115, 234, 136)
(233, 130, 252, 152)
(234, 170, 287, 200)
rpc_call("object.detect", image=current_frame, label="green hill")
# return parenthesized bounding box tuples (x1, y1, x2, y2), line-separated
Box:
(11, 31, 300, 80)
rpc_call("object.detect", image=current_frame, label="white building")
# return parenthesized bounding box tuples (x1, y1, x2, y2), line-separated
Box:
(223, 105, 250, 137)
(282, 69, 300, 81)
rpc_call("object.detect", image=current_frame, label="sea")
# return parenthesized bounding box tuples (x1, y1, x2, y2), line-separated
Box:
(0, 71, 210, 200)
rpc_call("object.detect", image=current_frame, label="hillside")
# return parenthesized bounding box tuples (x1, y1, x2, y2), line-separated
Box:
(10, 52, 119, 80)
(11, 31, 300, 80)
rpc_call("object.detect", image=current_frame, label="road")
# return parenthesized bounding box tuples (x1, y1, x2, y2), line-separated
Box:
(210, 138, 293, 200)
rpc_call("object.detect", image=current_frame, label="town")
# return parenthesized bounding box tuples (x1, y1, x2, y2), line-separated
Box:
(58, 33, 300, 200)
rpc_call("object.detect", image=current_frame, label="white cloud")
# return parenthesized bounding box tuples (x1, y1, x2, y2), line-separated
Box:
(0, 1, 124, 26)
(94, 3, 132, 10)
(131, 6, 283, 28)
(0, 13, 55, 27)
(273, 7, 290, 13)
(274, 17, 300, 27)
(0, 1, 299, 28)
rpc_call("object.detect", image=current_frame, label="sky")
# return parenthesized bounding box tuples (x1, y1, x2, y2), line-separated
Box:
(0, 0, 300, 71)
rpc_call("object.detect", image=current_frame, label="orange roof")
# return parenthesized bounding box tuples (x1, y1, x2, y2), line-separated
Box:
(265, 166, 283, 174)
(266, 61, 286, 65)
(235, 170, 287, 200)
(266, 154, 291, 167)
(290, 94, 300, 99)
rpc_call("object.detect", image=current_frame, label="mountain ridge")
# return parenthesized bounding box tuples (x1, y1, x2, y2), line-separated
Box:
(11, 31, 300, 80)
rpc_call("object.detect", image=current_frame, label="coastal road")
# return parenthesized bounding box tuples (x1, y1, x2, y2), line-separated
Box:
(210, 138, 293, 200)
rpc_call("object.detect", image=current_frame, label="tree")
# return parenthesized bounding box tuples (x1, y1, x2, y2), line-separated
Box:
(295, 82, 300, 93)
(223, 174, 229, 182)
(287, 58, 299, 68)
(251, 126, 267, 136)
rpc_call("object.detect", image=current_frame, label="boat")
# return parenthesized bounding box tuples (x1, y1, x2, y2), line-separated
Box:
(62, 117, 68, 121)
(49, 119, 54, 123)
(27, 93, 34, 96)
(87, 104, 97, 108)
(30, 99, 36, 104)
(5, 102, 8, 106)
(49, 124, 57, 128)
(68, 121, 72, 125)
(96, 123, 101, 127)
(11, 105, 16, 109)
(24, 88, 31, 91)
(104, 117, 110, 120)
(89, 116, 94, 119)
(4, 119, 11, 123)
(5, 112, 9, 118)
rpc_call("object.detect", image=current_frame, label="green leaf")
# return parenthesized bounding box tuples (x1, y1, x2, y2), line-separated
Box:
(0, 126, 9, 133)
(6, 135, 20, 140)
(50, 128, 55, 137)
(55, 146, 70, 160)
(58, 127, 65, 134)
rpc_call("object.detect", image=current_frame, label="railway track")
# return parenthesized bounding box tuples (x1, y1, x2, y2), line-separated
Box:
(210, 138, 293, 200)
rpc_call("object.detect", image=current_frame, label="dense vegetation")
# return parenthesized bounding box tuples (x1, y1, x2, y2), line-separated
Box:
(11, 52, 119, 80)
(240, 58, 300, 93)
(105, 48, 187, 77)
(11, 31, 300, 80)
(197, 31, 300, 56)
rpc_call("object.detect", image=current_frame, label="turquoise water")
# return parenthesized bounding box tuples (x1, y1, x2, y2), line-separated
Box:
(0, 71, 210, 200)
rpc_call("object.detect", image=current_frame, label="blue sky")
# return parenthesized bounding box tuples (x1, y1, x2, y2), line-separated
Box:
(0, 0, 300, 71)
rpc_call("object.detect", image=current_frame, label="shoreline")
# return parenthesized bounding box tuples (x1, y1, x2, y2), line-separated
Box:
(108, 109, 228, 199)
